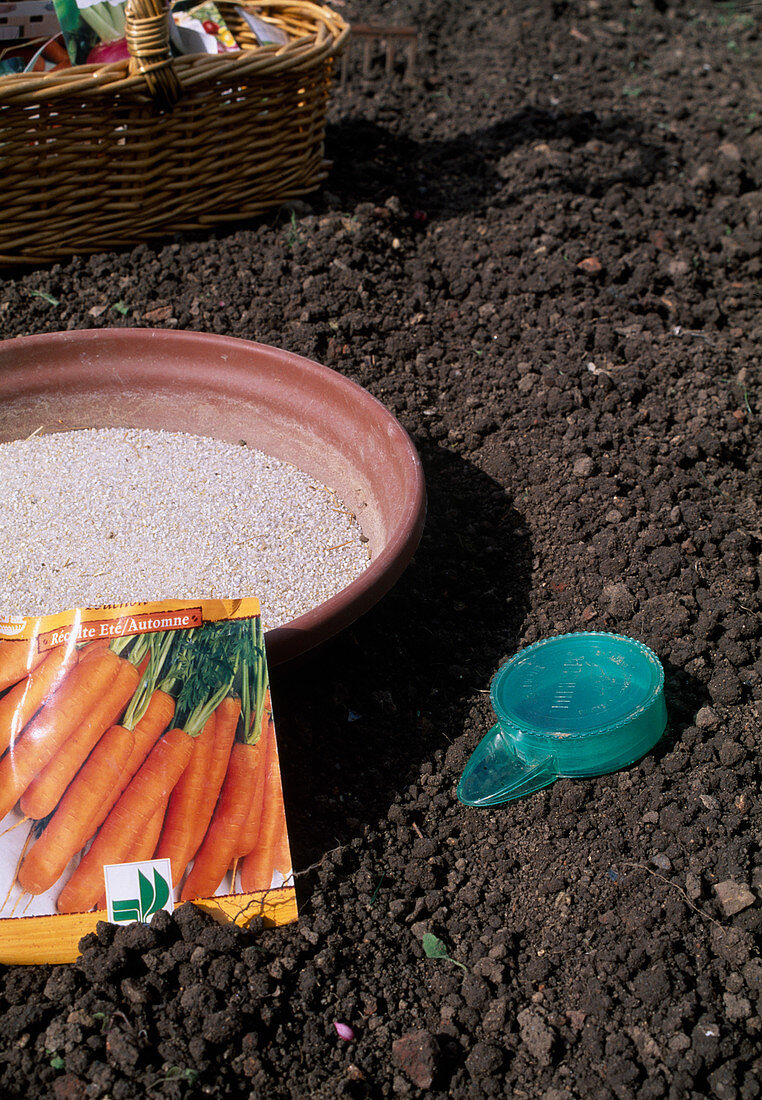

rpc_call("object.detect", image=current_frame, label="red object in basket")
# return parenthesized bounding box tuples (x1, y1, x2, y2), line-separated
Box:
(86, 37, 130, 64)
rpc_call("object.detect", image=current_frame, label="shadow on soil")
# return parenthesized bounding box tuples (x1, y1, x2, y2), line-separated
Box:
(656, 658, 711, 755)
(268, 442, 532, 902)
(268, 433, 713, 912)
(325, 105, 673, 215)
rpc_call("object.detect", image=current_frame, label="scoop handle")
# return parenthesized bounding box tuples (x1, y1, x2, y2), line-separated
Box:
(456, 722, 558, 807)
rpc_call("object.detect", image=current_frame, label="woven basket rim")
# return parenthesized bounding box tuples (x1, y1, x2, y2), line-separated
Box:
(0, 0, 348, 104)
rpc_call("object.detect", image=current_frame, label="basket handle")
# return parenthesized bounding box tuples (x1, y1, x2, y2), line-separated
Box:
(125, 0, 182, 109)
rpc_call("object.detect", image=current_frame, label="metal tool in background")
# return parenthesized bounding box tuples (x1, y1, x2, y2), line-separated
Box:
(340, 23, 417, 86)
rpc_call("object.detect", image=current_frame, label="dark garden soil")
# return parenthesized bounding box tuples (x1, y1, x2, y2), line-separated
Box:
(1, 0, 762, 1096)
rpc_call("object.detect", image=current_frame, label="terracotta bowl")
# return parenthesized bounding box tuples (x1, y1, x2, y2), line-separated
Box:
(0, 330, 426, 664)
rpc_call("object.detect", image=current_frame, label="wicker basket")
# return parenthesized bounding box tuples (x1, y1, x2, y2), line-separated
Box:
(0, 0, 349, 265)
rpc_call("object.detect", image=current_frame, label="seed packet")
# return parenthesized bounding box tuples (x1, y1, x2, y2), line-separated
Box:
(186, 1, 235, 46)
(170, 0, 237, 54)
(52, 0, 127, 65)
(0, 597, 296, 965)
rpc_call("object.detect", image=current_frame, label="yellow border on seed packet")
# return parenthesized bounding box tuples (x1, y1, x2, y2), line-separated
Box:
(0, 890, 299, 966)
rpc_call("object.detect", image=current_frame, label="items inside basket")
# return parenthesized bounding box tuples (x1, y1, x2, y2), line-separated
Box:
(171, 0, 288, 56)
(0, 0, 290, 74)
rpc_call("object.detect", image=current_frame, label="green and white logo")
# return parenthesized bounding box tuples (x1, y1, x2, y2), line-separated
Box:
(104, 859, 174, 925)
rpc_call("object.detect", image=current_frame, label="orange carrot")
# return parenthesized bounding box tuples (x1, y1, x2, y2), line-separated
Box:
(56, 727, 193, 914)
(16, 724, 135, 896)
(240, 810, 292, 894)
(0, 646, 78, 756)
(180, 617, 273, 899)
(77, 639, 113, 660)
(239, 730, 292, 893)
(180, 740, 262, 902)
(117, 689, 176, 794)
(193, 697, 241, 851)
(0, 639, 47, 693)
(42, 38, 69, 64)
(20, 656, 142, 820)
(157, 695, 242, 887)
(234, 701, 274, 859)
(15, 689, 175, 897)
(93, 795, 170, 911)
(0, 648, 123, 822)
(154, 710, 217, 886)
(134, 798, 168, 863)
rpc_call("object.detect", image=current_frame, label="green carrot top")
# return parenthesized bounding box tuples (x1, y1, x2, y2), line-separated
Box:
(96, 615, 268, 740)
(116, 616, 267, 740)
(238, 616, 269, 746)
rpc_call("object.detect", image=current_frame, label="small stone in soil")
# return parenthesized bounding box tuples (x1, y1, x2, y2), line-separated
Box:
(572, 455, 595, 477)
(517, 1008, 555, 1066)
(685, 872, 702, 900)
(651, 853, 672, 872)
(392, 1029, 441, 1089)
(695, 706, 719, 729)
(714, 880, 756, 917)
(603, 582, 636, 617)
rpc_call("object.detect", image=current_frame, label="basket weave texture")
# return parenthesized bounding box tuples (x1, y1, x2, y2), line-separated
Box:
(0, 0, 348, 265)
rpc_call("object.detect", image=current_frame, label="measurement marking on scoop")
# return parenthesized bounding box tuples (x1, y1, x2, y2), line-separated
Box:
(549, 655, 585, 711)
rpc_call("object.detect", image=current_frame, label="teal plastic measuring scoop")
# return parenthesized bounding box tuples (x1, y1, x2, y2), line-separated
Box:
(457, 632, 667, 806)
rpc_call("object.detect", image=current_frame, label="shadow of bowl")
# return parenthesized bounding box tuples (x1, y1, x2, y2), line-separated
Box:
(0, 329, 426, 665)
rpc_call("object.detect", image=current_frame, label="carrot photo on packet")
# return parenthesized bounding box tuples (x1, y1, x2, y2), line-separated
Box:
(0, 598, 295, 964)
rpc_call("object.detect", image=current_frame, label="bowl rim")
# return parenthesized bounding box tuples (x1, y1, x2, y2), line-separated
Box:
(0, 328, 427, 665)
